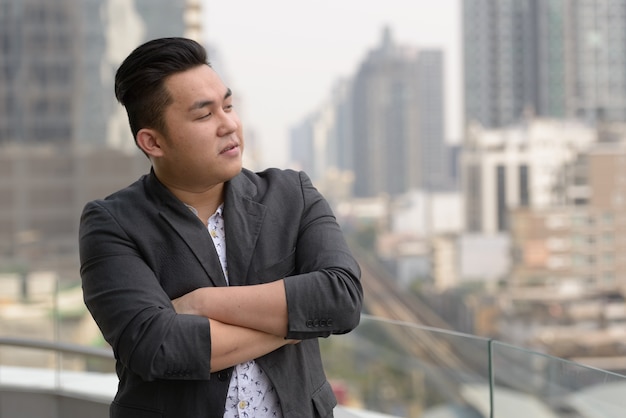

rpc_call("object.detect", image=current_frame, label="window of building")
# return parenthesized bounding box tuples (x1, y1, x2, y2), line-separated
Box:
(546, 215, 567, 229)
(547, 256, 567, 270)
(547, 237, 568, 251)
(603, 273, 614, 284)
(603, 253, 614, 266)
(573, 215, 587, 226)
(497, 165, 507, 231)
(572, 254, 586, 267)
(519, 164, 530, 207)
(572, 235, 586, 248)
(466, 165, 482, 232)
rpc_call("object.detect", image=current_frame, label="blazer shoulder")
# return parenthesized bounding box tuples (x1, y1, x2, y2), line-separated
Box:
(239, 167, 310, 192)
(81, 173, 154, 217)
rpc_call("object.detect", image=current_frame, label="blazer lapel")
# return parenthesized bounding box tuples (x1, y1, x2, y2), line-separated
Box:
(223, 172, 266, 286)
(146, 172, 228, 287)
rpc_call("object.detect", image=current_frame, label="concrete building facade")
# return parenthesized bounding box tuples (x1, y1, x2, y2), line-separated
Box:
(462, 118, 596, 234)
(509, 137, 626, 289)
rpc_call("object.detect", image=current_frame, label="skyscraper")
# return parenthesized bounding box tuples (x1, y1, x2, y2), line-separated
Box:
(0, 0, 201, 276)
(572, 0, 626, 122)
(0, 0, 201, 150)
(351, 28, 447, 197)
(415, 50, 447, 190)
(463, 0, 626, 129)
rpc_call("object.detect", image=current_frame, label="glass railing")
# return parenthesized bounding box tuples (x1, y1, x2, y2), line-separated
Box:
(489, 340, 626, 417)
(0, 276, 118, 401)
(2, 310, 626, 417)
(320, 314, 626, 417)
(0, 336, 116, 401)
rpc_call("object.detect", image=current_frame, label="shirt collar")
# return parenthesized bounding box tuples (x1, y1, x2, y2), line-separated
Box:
(184, 203, 224, 219)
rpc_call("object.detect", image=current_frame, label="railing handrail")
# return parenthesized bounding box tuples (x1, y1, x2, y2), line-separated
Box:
(0, 336, 113, 359)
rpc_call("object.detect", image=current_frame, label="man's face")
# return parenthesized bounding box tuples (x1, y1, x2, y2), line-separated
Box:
(155, 64, 244, 191)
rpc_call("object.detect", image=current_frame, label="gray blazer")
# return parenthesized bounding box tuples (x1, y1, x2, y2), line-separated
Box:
(79, 168, 363, 418)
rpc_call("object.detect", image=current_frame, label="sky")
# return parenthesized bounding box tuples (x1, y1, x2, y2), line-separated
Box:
(202, 1, 461, 168)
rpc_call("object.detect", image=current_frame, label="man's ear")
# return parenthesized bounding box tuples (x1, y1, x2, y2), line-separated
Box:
(136, 128, 164, 158)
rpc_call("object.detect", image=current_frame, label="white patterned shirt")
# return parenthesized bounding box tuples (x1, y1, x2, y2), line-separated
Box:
(188, 204, 283, 418)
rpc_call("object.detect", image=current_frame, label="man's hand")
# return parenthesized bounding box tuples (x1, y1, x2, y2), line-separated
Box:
(172, 289, 202, 315)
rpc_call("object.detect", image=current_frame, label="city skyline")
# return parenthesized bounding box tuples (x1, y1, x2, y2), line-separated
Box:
(202, 1, 461, 168)
(5, 2, 626, 390)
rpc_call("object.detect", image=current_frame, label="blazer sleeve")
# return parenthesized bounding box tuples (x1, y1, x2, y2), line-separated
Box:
(283, 171, 363, 339)
(79, 201, 213, 381)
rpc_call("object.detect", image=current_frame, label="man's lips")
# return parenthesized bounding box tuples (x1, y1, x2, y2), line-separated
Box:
(219, 143, 239, 154)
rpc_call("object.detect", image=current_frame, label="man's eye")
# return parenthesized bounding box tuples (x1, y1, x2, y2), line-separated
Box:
(199, 113, 212, 119)
(224, 105, 233, 112)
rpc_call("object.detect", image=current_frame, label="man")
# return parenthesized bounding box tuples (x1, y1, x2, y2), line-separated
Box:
(79, 37, 362, 418)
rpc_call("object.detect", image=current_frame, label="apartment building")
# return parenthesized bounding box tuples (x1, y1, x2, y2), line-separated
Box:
(509, 136, 626, 289)
(463, 0, 626, 128)
(462, 118, 596, 234)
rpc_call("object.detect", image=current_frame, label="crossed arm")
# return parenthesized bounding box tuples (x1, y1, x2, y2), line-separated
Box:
(80, 172, 362, 380)
(172, 280, 298, 372)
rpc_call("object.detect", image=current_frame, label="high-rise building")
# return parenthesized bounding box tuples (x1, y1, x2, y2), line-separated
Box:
(463, 0, 534, 129)
(288, 27, 450, 198)
(463, 0, 626, 129)
(351, 28, 447, 197)
(415, 50, 448, 190)
(0, 0, 202, 278)
(0, 0, 202, 150)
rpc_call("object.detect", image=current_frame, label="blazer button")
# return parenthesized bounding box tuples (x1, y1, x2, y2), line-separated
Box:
(217, 371, 229, 381)
(306, 320, 314, 328)
(327, 319, 333, 327)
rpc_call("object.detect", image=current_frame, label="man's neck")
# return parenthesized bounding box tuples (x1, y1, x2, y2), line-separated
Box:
(161, 178, 225, 225)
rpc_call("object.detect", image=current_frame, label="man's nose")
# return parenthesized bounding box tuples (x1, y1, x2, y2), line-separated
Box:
(217, 110, 238, 137)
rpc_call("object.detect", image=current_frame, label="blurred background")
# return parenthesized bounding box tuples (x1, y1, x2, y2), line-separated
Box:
(3, 0, 626, 386)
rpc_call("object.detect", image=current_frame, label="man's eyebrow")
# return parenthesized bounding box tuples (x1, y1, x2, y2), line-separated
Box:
(188, 88, 232, 112)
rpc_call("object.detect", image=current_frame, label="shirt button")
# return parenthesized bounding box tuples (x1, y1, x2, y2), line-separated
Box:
(238, 400, 248, 409)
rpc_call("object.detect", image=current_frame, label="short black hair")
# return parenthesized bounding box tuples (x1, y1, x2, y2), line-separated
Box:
(114, 37, 210, 145)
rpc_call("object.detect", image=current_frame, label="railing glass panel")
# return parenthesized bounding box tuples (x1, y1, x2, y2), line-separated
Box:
(491, 341, 626, 418)
(321, 314, 492, 417)
(3, 314, 626, 417)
